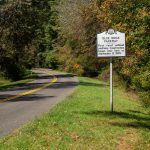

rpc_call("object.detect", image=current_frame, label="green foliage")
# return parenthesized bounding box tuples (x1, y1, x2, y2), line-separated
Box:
(77, 55, 99, 77)
(98, 67, 110, 81)
(56, 0, 150, 107)
(44, 51, 59, 69)
(1, 58, 26, 80)
(37, 50, 59, 69)
(0, 0, 57, 80)
(133, 61, 150, 106)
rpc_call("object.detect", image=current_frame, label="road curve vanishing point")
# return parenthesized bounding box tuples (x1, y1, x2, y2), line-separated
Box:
(0, 69, 78, 137)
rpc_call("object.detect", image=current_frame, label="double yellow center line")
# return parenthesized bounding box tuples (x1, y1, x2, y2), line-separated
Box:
(0, 75, 58, 103)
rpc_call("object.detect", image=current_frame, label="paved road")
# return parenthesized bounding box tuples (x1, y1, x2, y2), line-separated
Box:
(0, 69, 78, 137)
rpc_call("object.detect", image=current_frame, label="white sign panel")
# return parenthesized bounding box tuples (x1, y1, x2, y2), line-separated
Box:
(97, 29, 126, 57)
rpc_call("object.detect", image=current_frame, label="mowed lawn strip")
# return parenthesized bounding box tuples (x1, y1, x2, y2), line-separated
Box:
(0, 77, 149, 150)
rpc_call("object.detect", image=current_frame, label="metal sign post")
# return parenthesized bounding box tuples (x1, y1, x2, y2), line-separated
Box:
(110, 58, 113, 112)
(97, 29, 126, 112)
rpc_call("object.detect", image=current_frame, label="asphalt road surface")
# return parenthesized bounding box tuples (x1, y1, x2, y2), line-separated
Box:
(0, 69, 78, 137)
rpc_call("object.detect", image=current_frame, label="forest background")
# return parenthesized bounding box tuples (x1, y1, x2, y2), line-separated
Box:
(0, 0, 149, 106)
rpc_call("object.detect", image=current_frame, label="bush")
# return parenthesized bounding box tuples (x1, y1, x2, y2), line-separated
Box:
(140, 92, 150, 107)
(133, 66, 150, 107)
(77, 55, 99, 77)
(0, 57, 26, 81)
(98, 68, 110, 82)
(44, 51, 59, 69)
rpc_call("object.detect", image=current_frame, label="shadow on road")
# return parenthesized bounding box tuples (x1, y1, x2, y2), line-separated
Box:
(0, 74, 76, 92)
(0, 73, 108, 93)
(0, 73, 78, 103)
(0, 73, 109, 103)
(0, 94, 54, 102)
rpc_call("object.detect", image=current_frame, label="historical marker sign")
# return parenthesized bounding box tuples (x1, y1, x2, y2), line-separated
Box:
(97, 29, 126, 112)
(97, 29, 125, 57)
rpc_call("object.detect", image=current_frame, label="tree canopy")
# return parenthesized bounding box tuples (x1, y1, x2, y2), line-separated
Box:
(0, 0, 56, 79)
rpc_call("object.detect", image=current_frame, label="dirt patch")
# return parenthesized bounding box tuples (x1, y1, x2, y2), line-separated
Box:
(116, 129, 138, 150)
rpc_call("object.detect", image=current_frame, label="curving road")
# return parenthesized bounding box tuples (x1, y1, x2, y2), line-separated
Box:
(0, 69, 78, 137)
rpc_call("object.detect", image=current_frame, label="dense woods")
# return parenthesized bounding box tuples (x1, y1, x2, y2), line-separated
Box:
(0, 0, 149, 106)
(0, 0, 56, 79)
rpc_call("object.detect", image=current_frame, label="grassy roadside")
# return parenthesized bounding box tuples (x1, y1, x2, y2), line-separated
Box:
(0, 77, 150, 150)
(0, 71, 37, 90)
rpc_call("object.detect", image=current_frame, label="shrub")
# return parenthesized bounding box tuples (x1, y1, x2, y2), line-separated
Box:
(44, 51, 59, 69)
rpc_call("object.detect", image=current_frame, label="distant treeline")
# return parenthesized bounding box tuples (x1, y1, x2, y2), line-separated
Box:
(0, 0, 149, 106)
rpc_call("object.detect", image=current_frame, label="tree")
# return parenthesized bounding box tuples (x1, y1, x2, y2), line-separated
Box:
(0, 0, 56, 79)
(56, 0, 150, 106)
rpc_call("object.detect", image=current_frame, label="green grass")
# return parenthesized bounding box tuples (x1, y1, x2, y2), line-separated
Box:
(0, 77, 150, 150)
(0, 71, 37, 90)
